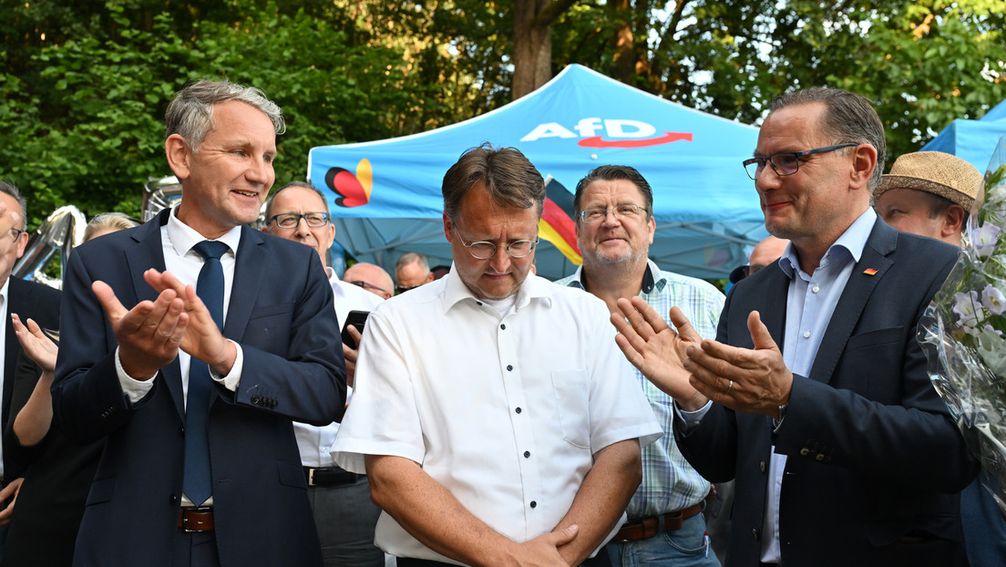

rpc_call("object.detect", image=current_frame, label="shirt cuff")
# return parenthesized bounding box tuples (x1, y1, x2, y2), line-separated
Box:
(115, 347, 156, 404)
(209, 340, 242, 392)
(675, 399, 713, 430)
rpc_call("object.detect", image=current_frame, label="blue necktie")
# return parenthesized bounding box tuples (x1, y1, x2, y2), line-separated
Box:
(182, 240, 229, 507)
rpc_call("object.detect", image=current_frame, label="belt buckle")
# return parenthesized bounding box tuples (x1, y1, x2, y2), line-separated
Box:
(307, 467, 317, 487)
(180, 506, 213, 533)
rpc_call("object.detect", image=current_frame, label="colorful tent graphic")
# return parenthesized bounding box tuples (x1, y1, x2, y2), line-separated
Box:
(309, 64, 765, 280)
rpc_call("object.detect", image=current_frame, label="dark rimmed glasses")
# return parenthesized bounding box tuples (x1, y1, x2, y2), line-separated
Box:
(742, 143, 857, 180)
(268, 212, 330, 229)
(349, 280, 388, 295)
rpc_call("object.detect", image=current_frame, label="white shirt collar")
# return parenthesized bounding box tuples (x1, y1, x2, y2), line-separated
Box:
(441, 262, 554, 314)
(779, 207, 876, 278)
(166, 206, 243, 258)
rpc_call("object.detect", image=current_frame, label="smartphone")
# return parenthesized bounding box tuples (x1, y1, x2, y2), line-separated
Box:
(341, 310, 370, 350)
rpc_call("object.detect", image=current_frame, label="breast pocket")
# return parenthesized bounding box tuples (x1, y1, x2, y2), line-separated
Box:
(550, 369, 590, 449)
(243, 302, 295, 353)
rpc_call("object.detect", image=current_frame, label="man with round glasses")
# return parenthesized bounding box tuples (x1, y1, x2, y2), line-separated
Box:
(263, 181, 384, 567)
(333, 144, 661, 566)
(613, 87, 975, 566)
(555, 165, 725, 567)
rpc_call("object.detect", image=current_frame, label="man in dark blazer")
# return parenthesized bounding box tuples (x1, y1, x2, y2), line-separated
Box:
(0, 181, 61, 562)
(51, 81, 346, 567)
(611, 87, 977, 567)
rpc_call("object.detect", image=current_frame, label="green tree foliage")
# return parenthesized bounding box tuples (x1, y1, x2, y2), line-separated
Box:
(1, 0, 1003, 228)
(0, 0, 502, 225)
(554, 0, 1005, 164)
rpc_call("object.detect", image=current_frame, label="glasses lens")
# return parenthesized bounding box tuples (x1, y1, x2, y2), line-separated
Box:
(469, 242, 496, 260)
(304, 213, 329, 227)
(616, 204, 643, 218)
(772, 153, 801, 176)
(274, 214, 297, 228)
(508, 240, 536, 258)
(743, 159, 760, 180)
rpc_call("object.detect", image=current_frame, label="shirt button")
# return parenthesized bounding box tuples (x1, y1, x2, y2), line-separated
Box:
(529, 501, 537, 509)
(506, 364, 513, 371)
(500, 323, 506, 330)
(523, 451, 530, 458)
(515, 407, 522, 414)
(802, 330, 811, 339)
(811, 285, 820, 293)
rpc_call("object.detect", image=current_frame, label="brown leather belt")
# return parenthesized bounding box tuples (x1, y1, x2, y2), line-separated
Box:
(178, 507, 214, 533)
(614, 502, 704, 542)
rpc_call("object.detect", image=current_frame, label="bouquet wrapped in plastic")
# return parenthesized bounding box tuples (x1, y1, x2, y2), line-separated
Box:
(919, 136, 1006, 515)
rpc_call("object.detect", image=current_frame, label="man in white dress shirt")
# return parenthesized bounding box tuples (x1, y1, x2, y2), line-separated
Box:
(333, 144, 662, 567)
(264, 182, 384, 567)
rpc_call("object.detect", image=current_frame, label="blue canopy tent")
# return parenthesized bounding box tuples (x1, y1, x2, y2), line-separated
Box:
(308, 64, 765, 280)
(922, 99, 1006, 172)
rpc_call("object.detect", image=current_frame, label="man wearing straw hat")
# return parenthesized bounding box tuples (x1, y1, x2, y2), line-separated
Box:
(873, 151, 983, 247)
(873, 151, 1005, 567)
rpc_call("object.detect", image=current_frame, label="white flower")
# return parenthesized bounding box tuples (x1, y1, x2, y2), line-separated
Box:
(973, 224, 1002, 258)
(953, 290, 982, 328)
(977, 327, 1006, 378)
(983, 284, 1006, 315)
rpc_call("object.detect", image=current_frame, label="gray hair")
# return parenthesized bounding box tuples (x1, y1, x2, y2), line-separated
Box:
(165, 80, 285, 151)
(265, 181, 330, 219)
(442, 144, 545, 221)
(395, 252, 430, 272)
(0, 180, 28, 229)
(84, 212, 139, 242)
(769, 87, 886, 189)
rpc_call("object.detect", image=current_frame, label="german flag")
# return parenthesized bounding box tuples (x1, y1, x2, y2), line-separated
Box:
(538, 177, 582, 265)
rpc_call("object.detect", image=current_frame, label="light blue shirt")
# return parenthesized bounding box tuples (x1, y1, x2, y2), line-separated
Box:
(760, 207, 877, 562)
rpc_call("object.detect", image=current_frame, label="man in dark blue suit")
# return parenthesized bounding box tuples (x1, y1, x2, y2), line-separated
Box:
(52, 81, 346, 567)
(612, 87, 977, 567)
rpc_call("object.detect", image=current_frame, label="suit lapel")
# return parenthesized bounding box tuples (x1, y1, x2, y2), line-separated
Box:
(224, 226, 263, 341)
(808, 221, 896, 384)
(126, 210, 185, 421)
(756, 266, 790, 351)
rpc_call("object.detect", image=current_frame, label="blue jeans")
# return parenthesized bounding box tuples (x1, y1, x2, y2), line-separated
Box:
(602, 513, 720, 567)
(961, 477, 1006, 567)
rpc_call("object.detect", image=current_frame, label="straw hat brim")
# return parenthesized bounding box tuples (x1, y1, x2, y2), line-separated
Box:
(875, 174, 975, 210)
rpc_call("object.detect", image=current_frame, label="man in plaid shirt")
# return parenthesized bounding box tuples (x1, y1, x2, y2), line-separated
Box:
(555, 165, 724, 567)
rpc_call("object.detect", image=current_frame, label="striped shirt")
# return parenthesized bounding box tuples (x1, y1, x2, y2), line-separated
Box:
(555, 259, 725, 517)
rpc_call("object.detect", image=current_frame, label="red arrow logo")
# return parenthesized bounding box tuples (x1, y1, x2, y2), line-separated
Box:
(577, 132, 693, 148)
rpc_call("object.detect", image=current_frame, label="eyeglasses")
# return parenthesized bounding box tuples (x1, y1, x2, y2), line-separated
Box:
(348, 280, 387, 294)
(395, 284, 420, 295)
(742, 143, 857, 180)
(6, 227, 25, 241)
(452, 227, 538, 260)
(268, 212, 330, 229)
(577, 203, 648, 224)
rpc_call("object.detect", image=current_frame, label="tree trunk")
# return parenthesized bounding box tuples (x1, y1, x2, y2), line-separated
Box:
(512, 0, 577, 99)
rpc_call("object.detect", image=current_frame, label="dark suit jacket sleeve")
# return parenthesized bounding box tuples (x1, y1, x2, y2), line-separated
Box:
(3, 279, 62, 476)
(51, 247, 137, 443)
(674, 285, 740, 484)
(773, 253, 975, 492)
(216, 248, 346, 426)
